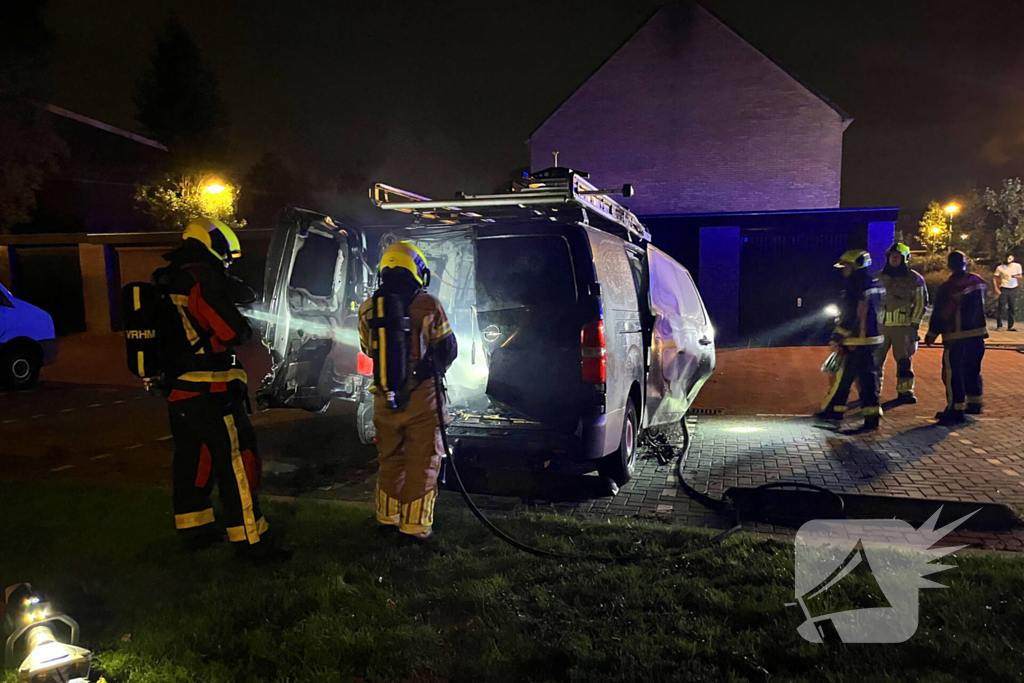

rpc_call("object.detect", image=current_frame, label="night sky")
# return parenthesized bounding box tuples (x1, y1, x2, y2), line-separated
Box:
(43, 0, 1024, 222)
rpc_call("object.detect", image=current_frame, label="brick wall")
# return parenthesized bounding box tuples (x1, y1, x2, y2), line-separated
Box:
(530, 2, 848, 215)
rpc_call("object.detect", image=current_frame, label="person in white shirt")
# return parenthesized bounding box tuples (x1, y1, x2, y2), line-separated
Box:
(993, 253, 1022, 331)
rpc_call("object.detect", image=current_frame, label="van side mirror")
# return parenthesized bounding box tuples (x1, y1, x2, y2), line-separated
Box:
(621, 184, 634, 198)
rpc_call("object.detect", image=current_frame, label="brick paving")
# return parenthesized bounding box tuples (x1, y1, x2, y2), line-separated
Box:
(455, 346, 1024, 552)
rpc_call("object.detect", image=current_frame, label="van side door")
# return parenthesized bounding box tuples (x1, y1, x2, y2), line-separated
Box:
(644, 245, 714, 427)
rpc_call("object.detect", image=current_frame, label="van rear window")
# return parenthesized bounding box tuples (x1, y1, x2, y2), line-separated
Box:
(476, 235, 576, 310)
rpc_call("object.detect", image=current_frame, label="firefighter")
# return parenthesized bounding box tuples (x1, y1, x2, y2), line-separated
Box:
(924, 251, 988, 424)
(153, 217, 288, 562)
(876, 243, 928, 403)
(817, 249, 885, 430)
(358, 242, 457, 542)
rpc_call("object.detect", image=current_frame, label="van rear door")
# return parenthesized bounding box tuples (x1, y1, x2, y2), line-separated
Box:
(473, 232, 585, 431)
(644, 245, 715, 427)
(257, 208, 371, 411)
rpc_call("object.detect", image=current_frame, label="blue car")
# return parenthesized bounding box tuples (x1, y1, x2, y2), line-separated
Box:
(0, 282, 58, 388)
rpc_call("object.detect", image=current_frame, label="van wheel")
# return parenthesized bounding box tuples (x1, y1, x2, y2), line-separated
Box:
(597, 398, 638, 486)
(1, 343, 41, 389)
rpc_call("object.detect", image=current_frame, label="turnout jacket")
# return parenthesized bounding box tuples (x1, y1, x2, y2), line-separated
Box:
(153, 240, 252, 402)
(878, 267, 928, 327)
(357, 289, 457, 394)
(925, 272, 989, 345)
(833, 269, 885, 346)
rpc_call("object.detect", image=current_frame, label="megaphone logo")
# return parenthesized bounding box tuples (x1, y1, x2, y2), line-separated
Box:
(792, 507, 978, 643)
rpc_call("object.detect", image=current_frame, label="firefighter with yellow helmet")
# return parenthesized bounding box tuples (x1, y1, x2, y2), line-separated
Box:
(358, 241, 458, 541)
(153, 217, 289, 562)
(876, 242, 928, 403)
(817, 249, 886, 430)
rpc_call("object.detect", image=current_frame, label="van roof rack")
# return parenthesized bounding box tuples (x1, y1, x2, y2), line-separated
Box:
(370, 167, 651, 243)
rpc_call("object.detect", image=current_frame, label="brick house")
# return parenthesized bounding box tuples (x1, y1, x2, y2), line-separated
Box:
(529, 1, 851, 216)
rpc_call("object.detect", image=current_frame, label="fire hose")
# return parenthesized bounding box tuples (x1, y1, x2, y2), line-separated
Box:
(431, 371, 746, 563)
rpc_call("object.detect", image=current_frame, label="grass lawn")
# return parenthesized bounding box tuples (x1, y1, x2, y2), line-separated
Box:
(1, 482, 1023, 682)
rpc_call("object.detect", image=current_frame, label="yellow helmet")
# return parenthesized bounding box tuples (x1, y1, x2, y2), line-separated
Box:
(379, 241, 429, 285)
(887, 242, 911, 263)
(834, 249, 872, 270)
(183, 217, 242, 263)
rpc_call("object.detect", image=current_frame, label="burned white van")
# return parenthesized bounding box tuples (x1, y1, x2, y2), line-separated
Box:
(258, 169, 715, 485)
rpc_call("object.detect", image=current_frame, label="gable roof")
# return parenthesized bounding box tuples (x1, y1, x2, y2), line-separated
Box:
(700, 3, 850, 123)
(529, 0, 850, 141)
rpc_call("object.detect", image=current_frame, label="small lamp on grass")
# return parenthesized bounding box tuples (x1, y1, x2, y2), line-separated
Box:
(4, 584, 91, 683)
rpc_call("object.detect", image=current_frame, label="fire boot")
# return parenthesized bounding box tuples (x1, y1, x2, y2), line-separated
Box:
(235, 532, 293, 565)
(934, 409, 966, 425)
(181, 527, 222, 553)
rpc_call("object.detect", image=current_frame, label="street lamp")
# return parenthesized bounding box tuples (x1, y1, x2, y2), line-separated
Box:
(944, 203, 960, 251)
(197, 178, 234, 216)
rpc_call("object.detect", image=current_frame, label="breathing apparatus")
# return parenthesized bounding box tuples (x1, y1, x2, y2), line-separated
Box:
(368, 242, 432, 410)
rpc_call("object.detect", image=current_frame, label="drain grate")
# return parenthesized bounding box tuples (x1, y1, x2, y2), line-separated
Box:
(687, 407, 724, 416)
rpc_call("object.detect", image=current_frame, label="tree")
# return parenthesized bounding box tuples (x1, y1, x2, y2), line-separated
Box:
(133, 19, 227, 160)
(982, 178, 1024, 254)
(238, 153, 314, 228)
(918, 201, 949, 254)
(947, 189, 992, 256)
(0, 0, 65, 233)
(135, 172, 245, 232)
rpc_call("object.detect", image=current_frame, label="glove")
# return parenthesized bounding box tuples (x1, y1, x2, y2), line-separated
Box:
(924, 333, 938, 345)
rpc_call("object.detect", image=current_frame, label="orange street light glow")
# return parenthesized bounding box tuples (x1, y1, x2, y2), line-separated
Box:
(205, 184, 226, 194)
(944, 203, 960, 214)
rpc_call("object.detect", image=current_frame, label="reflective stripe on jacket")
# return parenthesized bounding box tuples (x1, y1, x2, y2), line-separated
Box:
(153, 241, 252, 400)
(879, 269, 928, 327)
(834, 270, 885, 346)
(927, 272, 989, 345)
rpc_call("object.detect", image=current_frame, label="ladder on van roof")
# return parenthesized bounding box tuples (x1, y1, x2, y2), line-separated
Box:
(369, 167, 652, 244)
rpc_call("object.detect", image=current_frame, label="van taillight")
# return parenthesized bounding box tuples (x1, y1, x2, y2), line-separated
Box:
(357, 352, 374, 377)
(581, 320, 606, 383)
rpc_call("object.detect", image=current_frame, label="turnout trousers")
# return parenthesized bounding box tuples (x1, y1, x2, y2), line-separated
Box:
(373, 381, 444, 535)
(169, 392, 268, 545)
(876, 326, 919, 397)
(942, 337, 985, 412)
(821, 344, 882, 418)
